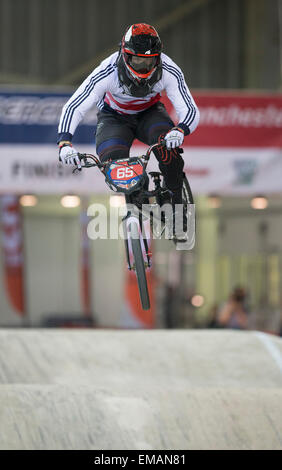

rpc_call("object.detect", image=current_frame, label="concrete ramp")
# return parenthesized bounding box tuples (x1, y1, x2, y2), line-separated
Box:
(0, 329, 281, 450)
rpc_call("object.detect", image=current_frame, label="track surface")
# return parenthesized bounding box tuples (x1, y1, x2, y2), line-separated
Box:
(0, 329, 281, 450)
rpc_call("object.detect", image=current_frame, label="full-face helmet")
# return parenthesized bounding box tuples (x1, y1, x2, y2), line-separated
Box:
(117, 23, 163, 97)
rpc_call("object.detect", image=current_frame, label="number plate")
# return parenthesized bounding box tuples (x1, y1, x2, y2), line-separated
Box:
(107, 160, 144, 190)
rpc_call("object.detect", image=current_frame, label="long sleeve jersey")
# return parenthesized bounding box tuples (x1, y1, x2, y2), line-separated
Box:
(58, 52, 200, 142)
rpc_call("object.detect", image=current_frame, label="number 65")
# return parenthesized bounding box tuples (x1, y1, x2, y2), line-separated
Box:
(117, 167, 134, 179)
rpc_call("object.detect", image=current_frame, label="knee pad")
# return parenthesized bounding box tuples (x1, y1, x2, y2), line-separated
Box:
(153, 133, 181, 165)
(153, 135, 184, 192)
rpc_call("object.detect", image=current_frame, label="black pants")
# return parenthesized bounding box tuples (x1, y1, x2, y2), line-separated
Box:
(95, 102, 184, 193)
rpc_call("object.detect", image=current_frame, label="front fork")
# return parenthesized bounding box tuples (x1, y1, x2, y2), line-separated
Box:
(123, 194, 152, 271)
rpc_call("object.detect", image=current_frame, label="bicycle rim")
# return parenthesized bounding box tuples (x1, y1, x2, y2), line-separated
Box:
(129, 220, 150, 311)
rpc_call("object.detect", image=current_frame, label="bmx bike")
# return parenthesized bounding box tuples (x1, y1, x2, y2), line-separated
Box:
(73, 142, 195, 310)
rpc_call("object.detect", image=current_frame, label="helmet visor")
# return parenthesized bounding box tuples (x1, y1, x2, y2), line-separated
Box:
(128, 55, 158, 74)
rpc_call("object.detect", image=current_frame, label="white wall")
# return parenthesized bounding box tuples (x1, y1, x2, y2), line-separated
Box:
(90, 236, 124, 327)
(23, 213, 82, 325)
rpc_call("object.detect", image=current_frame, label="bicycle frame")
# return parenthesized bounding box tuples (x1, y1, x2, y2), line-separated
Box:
(73, 142, 165, 269)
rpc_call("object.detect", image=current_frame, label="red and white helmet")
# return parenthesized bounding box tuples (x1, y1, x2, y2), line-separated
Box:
(117, 23, 163, 97)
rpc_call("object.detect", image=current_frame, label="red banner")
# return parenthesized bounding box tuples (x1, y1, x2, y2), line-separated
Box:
(1, 195, 25, 315)
(161, 92, 282, 148)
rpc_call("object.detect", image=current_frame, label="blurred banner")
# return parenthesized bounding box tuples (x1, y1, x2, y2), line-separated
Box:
(1, 89, 282, 195)
(0, 145, 281, 195)
(0, 195, 25, 315)
(0, 89, 97, 143)
(164, 93, 282, 148)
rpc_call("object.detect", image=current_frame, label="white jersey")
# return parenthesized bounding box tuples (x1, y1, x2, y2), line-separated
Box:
(58, 52, 200, 137)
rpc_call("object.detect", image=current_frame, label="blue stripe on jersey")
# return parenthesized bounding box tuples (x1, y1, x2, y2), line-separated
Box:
(62, 65, 115, 133)
(96, 98, 104, 109)
(61, 64, 115, 132)
(162, 62, 196, 128)
(162, 62, 195, 126)
(60, 64, 115, 133)
(162, 63, 195, 128)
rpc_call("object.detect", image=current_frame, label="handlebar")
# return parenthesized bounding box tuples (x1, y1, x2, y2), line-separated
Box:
(72, 140, 183, 174)
(72, 141, 164, 173)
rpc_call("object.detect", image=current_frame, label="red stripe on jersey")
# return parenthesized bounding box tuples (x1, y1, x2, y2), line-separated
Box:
(105, 92, 161, 111)
(104, 95, 129, 114)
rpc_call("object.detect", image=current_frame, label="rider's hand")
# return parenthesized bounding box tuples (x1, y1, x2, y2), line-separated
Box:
(164, 127, 184, 150)
(59, 142, 81, 169)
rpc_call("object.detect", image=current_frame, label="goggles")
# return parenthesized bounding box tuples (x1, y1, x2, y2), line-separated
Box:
(127, 54, 158, 74)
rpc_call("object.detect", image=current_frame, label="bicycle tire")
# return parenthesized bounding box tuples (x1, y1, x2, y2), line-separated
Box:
(171, 173, 196, 246)
(183, 173, 196, 230)
(129, 220, 150, 311)
(182, 173, 194, 204)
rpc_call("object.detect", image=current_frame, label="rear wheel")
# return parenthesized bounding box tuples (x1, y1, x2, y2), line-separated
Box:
(172, 174, 195, 245)
(182, 173, 194, 205)
(129, 220, 150, 311)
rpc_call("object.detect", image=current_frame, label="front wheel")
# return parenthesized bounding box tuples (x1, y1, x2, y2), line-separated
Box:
(129, 220, 150, 311)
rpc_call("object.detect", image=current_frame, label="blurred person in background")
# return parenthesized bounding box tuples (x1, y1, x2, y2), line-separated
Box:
(57, 23, 200, 240)
(217, 286, 249, 330)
